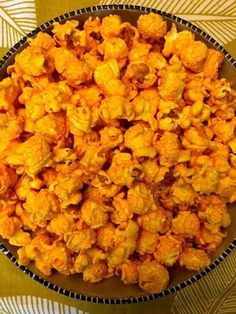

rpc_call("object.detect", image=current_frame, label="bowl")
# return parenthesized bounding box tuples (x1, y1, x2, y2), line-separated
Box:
(0, 4, 236, 304)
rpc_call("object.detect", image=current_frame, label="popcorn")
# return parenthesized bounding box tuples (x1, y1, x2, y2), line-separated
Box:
(0, 14, 235, 294)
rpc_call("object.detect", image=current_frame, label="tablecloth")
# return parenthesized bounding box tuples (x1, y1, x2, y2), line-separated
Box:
(0, 1, 236, 313)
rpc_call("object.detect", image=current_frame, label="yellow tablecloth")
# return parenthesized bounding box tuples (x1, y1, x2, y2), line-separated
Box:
(0, 1, 236, 313)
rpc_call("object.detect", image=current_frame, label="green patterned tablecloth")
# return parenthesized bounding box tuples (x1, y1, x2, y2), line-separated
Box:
(0, 1, 236, 313)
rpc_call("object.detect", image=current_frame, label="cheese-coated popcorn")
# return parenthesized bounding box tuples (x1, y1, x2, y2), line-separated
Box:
(154, 234, 183, 267)
(65, 229, 96, 252)
(178, 248, 211, 271)
(203, 49, 224, 79)
(67, 104, 99, 135)
(101, 15, 122, 38)
(83, 261, 107, 283)
(198, 195, 230, 233)
(47, 213, 75, 236)
(80, 144, 107, 173)
(124, 124, 156, 158)
(132, 89, 159, 130)
(138, 260, 169, 293)
(182, 127, 209, 153)
(137, 209, 168, 234)
(24, 190, 59, 227)
(94, 59, 126, 96)
(137, 13, 167, 40)
(99, 95, 134, 122)
(0, 14, 235, 294)
(81, 199, 109, 229)
(142, 159, 168, 185)
(111, 192, 133, 224)
(7, 133, 51, 176)
(172, 211, 200, 238)
(162, 24, 195, 57)
(116, 261, 139, 285)
(181, 41, 208, 72)
(0, 77, 19, 112)
(195, 227, 225, 251)
(100, 126, 123, 148)
(52, 47, 91, 86)
(108, 153, 143, 187)
(155, 132, 180, 167)
(137, 231, 159, 255)
(96, 223, 115, 251)
(14, 46, 54, 77)
(48, 169, 83, 208)
(172, 178, 196, 205)
(127, 183, 157, 214)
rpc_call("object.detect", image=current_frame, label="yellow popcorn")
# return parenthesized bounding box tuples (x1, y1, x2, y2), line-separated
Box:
(101, 37, 128, 61)
(155, 131, 180, 167)
(142, 158, 168, 185)
(101, 15, 122, 38)
(83, 261, 108, 283)
(137, 209, 168, 234)
(182, 127, 209, 153)
(124, 124, 156, 158)
(65, 229, 96, 252)
(7, 133, 51, 176)
(154, 234, 183, 267)
(0, 113, 23, 154)
(24, 190, 59, 227)
(0, 77, 19, 112)
(172, 211, 200, 238)
(67, 104, 99, 135)
(162, 24, 195, 57)
(96, 223, 115, 252)
(111, 192, 133, 224)
(80, 144, 107, 173)
(47, 213, 75, 236)
(100, 126, 123, 148)
(35, 112, 66, 143)
(108, 152, 143, 187)
(195, 227, 225, 251)
(9, 229, 31, 247)
(0, 216, 22, 239)
(127, 183, 157, 214)
(14, 46, 54, 76)
(125, 61, 157, 89)
(48, 168, 83, 208)
(198, 195, 231, 233)
(179, 248, 211, 271)
(172, 178, 196, 205)
(81, 200, 109, 229)
(138, 260, 169, 294)
(51, 47, 91, 86)
(94, 59, 126, 96)
(132, 89, 159, 130)
(181, 41, 208, 72)
(99, 95, 134, 122)
(136, 231, 159, 255)
(137, 13, 167, 40)
(116, 261, 139, 285)
(158, 61, 185, 101)
(52, 20, 79, 47)
(91, 171, 121, 198)
(203, 49, 224, 79)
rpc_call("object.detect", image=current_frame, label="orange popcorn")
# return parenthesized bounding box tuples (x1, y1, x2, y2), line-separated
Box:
(178, 248, 211, 271)
(138, 260, 169, 294)
(137, 13, 167, 40)
(0, 13, 234, 295)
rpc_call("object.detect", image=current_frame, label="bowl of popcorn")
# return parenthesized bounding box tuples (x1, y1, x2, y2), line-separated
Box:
(0, 4, 236, 304)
